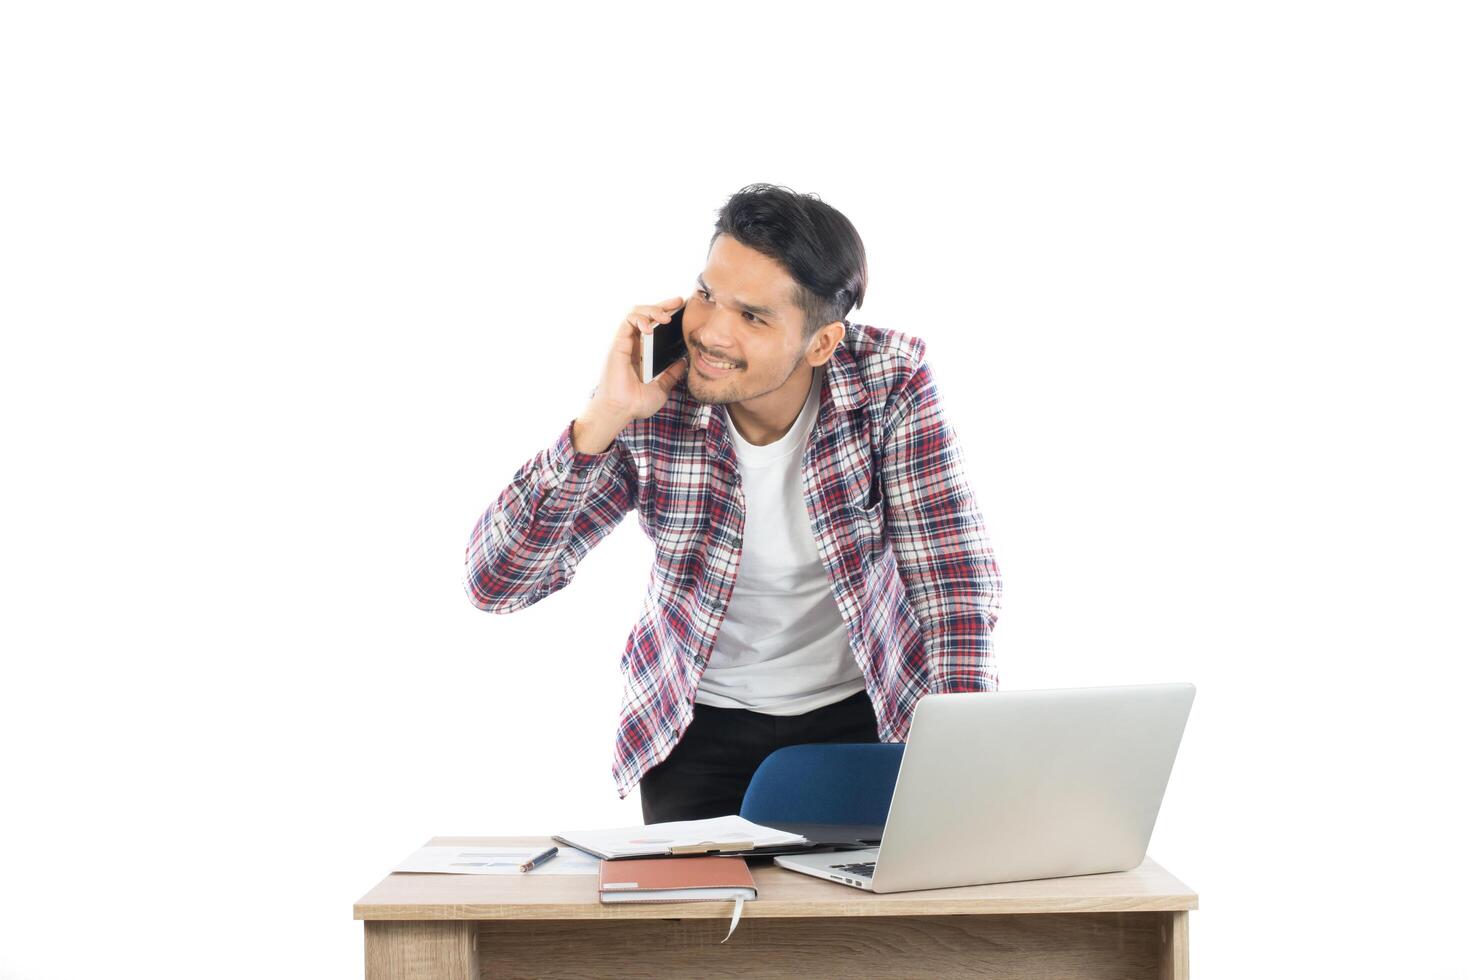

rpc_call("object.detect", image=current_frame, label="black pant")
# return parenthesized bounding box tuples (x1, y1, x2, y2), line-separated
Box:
(638, 690, 881, 824)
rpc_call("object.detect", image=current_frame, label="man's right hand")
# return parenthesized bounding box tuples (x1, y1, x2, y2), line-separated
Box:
(572, 297, 689, 454)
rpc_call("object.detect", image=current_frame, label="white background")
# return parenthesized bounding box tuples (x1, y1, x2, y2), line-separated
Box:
(2, 2, 1465, 977)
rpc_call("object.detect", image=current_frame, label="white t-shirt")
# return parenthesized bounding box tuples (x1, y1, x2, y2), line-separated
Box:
(694, 367, 869, 715)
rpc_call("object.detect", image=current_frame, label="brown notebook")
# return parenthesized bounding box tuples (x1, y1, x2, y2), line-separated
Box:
(598, 856, 758, 904)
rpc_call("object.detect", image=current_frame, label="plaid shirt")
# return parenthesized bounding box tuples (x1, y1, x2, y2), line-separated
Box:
(465, 322, 1001, 800)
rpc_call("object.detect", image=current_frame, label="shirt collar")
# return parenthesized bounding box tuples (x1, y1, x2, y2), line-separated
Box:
(690, 331, 868, 430)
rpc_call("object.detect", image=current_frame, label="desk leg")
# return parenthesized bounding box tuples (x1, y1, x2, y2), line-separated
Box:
(364, 921, 475, 980)
(1160, 910, 1189, 980)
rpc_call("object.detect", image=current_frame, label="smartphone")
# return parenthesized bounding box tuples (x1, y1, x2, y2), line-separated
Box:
(641, 306, 688, 384)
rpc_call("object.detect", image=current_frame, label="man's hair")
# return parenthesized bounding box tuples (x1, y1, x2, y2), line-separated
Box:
(709, 183, 867, 339)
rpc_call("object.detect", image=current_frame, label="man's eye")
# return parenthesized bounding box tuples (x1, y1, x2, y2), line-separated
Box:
(696, 289, 762, 324)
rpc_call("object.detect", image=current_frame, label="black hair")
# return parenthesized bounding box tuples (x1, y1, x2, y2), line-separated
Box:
(708, 183, 867, 339)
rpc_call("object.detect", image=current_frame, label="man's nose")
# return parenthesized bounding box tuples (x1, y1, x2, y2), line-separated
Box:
(696, 307, 740, 351)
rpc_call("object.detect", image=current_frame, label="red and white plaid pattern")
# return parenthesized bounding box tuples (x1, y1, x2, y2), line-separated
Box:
(465, 322, 1002, 799)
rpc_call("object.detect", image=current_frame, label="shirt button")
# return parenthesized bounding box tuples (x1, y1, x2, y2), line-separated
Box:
(692, 654, 706, 668)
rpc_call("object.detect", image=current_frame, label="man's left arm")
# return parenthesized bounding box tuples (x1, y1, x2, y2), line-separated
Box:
(880, 359, 1002, 692)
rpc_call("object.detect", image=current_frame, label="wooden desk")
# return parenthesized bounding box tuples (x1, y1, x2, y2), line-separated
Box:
(355, 836, 1197, 979)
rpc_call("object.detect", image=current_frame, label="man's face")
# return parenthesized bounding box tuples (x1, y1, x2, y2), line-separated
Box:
(681, 234, 813, 406)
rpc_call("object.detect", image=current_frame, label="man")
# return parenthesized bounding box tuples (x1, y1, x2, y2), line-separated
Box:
(464, 183, 1001, 823)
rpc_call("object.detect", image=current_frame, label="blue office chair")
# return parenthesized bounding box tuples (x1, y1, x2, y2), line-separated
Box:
(739, 742, 906, 825)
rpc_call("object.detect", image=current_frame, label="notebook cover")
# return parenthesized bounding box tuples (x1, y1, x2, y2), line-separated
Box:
(598, 856, 756, 897)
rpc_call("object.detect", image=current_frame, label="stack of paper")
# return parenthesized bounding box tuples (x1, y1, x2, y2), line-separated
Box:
(392, 845, 602, 875)
(555, 815, 809, 860)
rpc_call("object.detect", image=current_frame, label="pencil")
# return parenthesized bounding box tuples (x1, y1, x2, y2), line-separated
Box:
(518, 846, 559, 873)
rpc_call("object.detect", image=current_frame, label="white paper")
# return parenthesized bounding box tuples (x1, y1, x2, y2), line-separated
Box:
(393, 845, 601, 875)
(557, 815, 807, 859)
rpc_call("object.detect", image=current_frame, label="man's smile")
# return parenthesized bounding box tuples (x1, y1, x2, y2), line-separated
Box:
(692, 344, 743, 377)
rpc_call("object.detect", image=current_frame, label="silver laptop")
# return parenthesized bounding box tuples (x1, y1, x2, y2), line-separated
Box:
(775, 683, 1195, 893)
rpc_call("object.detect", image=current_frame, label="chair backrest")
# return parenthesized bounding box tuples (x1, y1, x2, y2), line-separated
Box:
(739, 742, 906, 825)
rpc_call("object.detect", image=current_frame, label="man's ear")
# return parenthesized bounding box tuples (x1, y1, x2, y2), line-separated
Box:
(805, 320, 846, 366)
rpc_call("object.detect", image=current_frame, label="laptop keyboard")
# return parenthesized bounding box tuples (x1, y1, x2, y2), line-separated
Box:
(831, 861, 876, 878)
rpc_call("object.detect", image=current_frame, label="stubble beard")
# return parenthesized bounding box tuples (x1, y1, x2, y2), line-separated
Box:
(686, 348, 806, 407)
